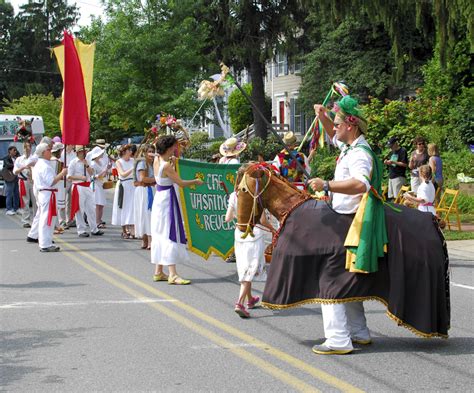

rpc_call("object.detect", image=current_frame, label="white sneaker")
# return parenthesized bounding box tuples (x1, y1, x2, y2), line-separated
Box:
(6, 210, 15, 216)
(16, 209, 24, 214)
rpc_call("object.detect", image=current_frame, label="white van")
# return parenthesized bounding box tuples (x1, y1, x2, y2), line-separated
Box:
(0, 115, 45, 202)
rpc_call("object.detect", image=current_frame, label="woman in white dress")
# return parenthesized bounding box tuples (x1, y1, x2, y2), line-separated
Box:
(134, 144, 156, 249)
(151, 135, 203, 285)
(111, 144, 135, 238)
(89, 146, 109, 228)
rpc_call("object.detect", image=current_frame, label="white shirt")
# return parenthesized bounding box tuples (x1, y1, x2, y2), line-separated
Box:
(26, 153, 38, 166)
(91, 155, 109, 180)
(62, 150, 77, 165)
(331, 135, 373, 214)
(68, 157, 91, 183)
(417, 181, 436, 215)
(219, 157, 239, 164)
(32, 158, 56, 190)
(13, 154, 32, 180)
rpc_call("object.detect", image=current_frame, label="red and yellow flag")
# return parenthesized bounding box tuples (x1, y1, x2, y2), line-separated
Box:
(53, 31, 95, 145)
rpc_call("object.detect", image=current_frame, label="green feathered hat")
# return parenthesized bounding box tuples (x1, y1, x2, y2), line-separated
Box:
(335, 95, 368, 133)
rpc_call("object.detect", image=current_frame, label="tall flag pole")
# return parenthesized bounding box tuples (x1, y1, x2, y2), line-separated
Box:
(53, 31, 95, 183)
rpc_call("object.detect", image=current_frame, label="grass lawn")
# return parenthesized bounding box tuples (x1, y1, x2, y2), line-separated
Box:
(443, 231, 474, 241)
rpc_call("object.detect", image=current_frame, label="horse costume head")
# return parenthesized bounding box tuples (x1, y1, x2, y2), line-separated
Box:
(236, 163, 309, 238)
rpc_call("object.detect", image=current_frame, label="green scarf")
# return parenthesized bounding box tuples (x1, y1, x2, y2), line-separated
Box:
(344, 144, 388, 273)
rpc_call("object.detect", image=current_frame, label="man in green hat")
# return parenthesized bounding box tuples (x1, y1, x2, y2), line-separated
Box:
(308, 96, 386, 355)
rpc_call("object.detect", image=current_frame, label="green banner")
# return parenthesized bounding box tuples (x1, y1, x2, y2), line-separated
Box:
(176, 158, 241, 260)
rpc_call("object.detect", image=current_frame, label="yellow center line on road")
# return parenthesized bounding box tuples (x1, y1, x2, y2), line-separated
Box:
(60, 247, 318, 392)
(55, 237, 364, 393)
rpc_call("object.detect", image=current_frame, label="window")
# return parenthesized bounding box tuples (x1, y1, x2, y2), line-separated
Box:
(291, 98, 306, 135)
(275, 52, 287, 76)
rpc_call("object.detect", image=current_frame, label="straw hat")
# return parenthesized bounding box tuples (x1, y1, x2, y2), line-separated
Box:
(51, 142, 64, 153)
(219, 137, 247, 157)
(75, 145, 89, 152)
(95, 139, 108, 148)
(89, 146, 105, 160)
(283, 131, 297, 146)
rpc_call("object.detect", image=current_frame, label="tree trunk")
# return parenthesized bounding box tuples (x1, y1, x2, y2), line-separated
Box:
(248, 56, 268, 140)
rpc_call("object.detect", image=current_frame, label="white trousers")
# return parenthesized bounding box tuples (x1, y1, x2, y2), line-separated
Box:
(36, 190, 56, 249)
(74, 185, 98, 234)
(28, 187, 40, 239)
(321, 302, 370, 350)
(20, 180, 36, 223)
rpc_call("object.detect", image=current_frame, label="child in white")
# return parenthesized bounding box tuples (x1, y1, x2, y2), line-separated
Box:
(225, 166, 267, 318)
(404, 165, 436, 215)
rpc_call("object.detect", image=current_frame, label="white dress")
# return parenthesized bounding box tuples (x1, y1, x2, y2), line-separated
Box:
(111, 158, 135, 226)
(134, 161, 155, 237)
(150, 161, 189, 266)
(417, 181, 436, 215)
(227, 192, 267, 282)
(91, 155, 109, 206)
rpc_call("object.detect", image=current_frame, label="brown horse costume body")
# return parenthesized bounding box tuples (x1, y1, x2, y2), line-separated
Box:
(237, 165, 450, 338)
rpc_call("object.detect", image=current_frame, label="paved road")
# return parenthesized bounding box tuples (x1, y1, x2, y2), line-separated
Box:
(1, 203, 473, 392)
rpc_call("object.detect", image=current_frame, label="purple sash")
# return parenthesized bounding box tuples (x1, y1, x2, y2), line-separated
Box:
(156, 184, 187, 244)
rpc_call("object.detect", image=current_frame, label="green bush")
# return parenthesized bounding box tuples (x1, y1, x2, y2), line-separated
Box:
(441, 148, 474, 188)
(239, 135, 282, 162)
(457, 193, 474, 214)
(309, 147, 338, 179)
(228, 84, 253, 134)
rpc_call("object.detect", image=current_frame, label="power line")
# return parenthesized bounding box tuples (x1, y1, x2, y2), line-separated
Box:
(2, 67, 60, 75)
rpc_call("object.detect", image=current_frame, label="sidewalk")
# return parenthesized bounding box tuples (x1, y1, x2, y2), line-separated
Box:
(446, 239, 474, 261)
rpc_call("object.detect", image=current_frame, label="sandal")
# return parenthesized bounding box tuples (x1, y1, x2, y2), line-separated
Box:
(54, 228, 64, 235)
(153, 272, 169, 282)
(247, 296, 260, 309)
(234, 303, 250, 318)
(97, 223, 106, 229)
(146, 246, 151, 250)
(121, 232, 131, 239)
(168, 275, 191, 285)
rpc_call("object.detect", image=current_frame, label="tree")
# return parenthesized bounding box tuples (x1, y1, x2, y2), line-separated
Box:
(199, 0, 309, 139)
(0, 0, 78, 101)
(80, 0, 211, 137)
(2, 94, 62, 137)
(314, 0, 473, 71)
(300, 13, 433, 108)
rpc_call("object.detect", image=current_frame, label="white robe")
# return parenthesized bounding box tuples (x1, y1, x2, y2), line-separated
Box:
(68, 157, 98, 234)
(30, 158, 57, 248)
(111, 158, 135, 226)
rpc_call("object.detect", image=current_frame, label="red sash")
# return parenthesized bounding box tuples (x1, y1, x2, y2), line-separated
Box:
(40, 189, 58, 226)
(70, 182, 91, 221)
(19, 178, 27, 209)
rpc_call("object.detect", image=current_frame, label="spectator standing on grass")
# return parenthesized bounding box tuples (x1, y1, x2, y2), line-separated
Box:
(428, 143, 443, 203)
(409, 136, 429, 193)
(384, 136, 408, 201)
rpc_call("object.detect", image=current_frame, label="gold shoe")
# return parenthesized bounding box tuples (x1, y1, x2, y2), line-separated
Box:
(153, 273, 169, 282)
(168, 275, 191, 285)
(352, 338, 372, 345)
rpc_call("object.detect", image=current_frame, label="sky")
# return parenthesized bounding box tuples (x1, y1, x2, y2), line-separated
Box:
(8, 0, 105, 27)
